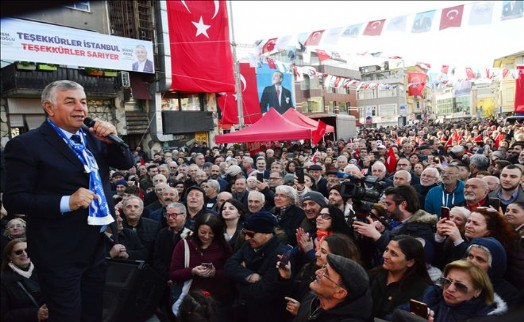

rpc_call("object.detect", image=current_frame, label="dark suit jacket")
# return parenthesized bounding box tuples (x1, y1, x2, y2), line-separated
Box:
(132, 59, 154, 73)
(259, 85, 293, 114)
(3, 121, 134, 267)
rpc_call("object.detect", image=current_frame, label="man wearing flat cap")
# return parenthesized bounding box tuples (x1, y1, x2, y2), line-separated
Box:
(293, 253, 373, 321)
(225, 211, 292, 322)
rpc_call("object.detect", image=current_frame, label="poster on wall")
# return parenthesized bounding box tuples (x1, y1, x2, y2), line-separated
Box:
(1, 18, 155, 73)
(256, 63, 295, 114)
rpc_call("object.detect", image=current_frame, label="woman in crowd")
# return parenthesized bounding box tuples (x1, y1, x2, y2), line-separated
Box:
(438, 207, 517, 267)
(465, 237, 522, 310)
(1, 238, 48, 322)
(285, 159, 299, 176)
(1, 218, 27, 257)
(503, 202, 524, 289)
(408, 154, 421, 168)
(433, 206, 471, 269)
(413, 260, 499, 321)
(368, 234, 433, 320)
(219, 199, 246, 251)
(170, 214, 234, 322)
(272, 185, 305, 247)
(413, 162, 425, 177)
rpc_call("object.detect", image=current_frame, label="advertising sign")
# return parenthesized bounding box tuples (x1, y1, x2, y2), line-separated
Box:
(1, 18, 155, 73)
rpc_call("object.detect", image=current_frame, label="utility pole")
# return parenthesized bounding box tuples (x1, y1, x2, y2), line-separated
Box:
(227, 1, 244, 129)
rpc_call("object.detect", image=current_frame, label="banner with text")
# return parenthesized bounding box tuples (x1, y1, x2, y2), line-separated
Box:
(1, 18, 155, 73)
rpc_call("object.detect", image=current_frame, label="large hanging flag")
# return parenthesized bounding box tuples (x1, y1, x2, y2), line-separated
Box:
(407, 72, 427, 96)
(218, 63, 262, 125)
(363, 20, 386, 36)
(412, 10, 436, 33)
(387, 16, 407, 32)
(312, 120, 327, 145)
(469, 2, 494, 25)
(167, 0, 235, 92)
(515, 66, 524, 114)
(440, 5, 464, 30)
(304, 30, 325, 46)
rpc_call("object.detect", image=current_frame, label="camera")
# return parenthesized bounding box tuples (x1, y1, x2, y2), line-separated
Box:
(340, 174, 386, 218)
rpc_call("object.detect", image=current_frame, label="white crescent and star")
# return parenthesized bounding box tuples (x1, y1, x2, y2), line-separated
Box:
(181, 0, 221, 38)
(446, 9, 459, 20)
(371, 20, 383, 29)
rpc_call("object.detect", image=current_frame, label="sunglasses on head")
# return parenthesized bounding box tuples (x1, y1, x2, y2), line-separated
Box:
(13, 249, 27, 256)
(242, 229, 256, 238)
(439, 277, 469, 293)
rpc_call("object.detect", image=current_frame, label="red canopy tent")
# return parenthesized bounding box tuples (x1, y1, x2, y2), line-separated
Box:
(215, 108, 312, 143)
(282, 108, 335, 133)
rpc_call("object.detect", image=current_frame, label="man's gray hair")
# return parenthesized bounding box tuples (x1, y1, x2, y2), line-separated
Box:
(248, 190, 265, 203)
(207, 179, 220, 192)
(166, 202, 186, 214)
(469, 154, 490, 171)
(41, 80, 84, 105)
(122, 195, 144, 208)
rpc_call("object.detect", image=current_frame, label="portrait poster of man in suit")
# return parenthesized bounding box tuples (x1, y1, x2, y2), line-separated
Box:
(132, 44, 155, 73)
(258, 65, 294, 114)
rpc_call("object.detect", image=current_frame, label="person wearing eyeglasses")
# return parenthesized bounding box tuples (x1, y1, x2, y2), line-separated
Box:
(399, 260, 498, 322)
(1, 238, 48, 322)
(412, 167, 440, 210)
(224, 211, 290, 322)
(290, 254, 373, 322)
(1, 218, 27, 258)
(151, 202, 192, 322)
(424, 165, 465, 218)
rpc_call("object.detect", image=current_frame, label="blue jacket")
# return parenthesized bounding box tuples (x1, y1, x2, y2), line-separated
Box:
(424, 181, 465, 218)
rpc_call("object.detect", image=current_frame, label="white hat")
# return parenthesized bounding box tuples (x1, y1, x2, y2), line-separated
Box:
(377, 144, 386, 149)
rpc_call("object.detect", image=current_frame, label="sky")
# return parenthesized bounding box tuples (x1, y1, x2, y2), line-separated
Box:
(230, 1, 524, 70)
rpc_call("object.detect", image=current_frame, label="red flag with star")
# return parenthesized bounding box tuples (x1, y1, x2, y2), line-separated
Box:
(408, 72, 427, 96)
(385, 146, 397, 174)
(363, 19, 385, 36)
(304, 30, 325, 46)
(315, 49, 331, 61)
(218, 63, 261, 125)
(167, 0, 235, 92)
(440, 5, 464, 30)
(312, 120, 327, 144)
(465, 67, 476, 80)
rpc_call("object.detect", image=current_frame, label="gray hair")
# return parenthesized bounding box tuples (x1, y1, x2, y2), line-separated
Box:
(275, 185, 298, 205)
(422, 167, 441, 181)
(122, 195, 144, 208)
(248, 190, 265, 203)
(467, 244, 493, 267)
(394, 170, 412, 183)
(371, 161, 386, 172)
(166, 202, 186, 214)
(41, 80, 84, 106)
(450, 206, 471, 219)
(469, 154, 490, 171)
(207, 179, 220, 192)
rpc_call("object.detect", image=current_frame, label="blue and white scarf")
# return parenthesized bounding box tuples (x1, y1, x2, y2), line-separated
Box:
(47, 119, 114, 225)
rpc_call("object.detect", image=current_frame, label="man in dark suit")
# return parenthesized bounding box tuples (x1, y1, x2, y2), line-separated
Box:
(3, 80, 134, 322)
(259, 71, 293, 114)
(132, 44, 154, 73)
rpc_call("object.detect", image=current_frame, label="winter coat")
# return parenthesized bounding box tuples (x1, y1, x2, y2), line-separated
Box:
(0, 268, 43, 322)
(424, 181, 465, 217)
(375, 209, 438, 253)
(294, 289, 374, 322)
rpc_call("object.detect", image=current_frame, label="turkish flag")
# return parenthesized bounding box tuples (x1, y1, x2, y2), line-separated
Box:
(304, 30, 325, 46)
(363, 19, 385, 36)
(315, 49, 331, 61)
(407, 72, 427, 96)
(218, 63, 262, 125)
(515, 66, 524, 114)
(167, 0, 235, 92)
(441, 65, 449, 74)
(312, 120, 327, 144)
(261, 37, 278, 54)
(465, 67, 476, 80)
(440, 5, 464, 30)
(385, 147, 397, 174)
(267, 57, 276, 69)
(494, 132, 505, 148)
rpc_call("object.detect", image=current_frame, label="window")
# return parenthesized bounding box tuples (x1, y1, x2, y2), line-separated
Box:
(379, 104, 397, 116)
(65, 1, 90, 12)
(358, 90, 375, 100)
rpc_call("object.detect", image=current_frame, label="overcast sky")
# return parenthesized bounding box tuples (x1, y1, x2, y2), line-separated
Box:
(231, 1, 524, 70)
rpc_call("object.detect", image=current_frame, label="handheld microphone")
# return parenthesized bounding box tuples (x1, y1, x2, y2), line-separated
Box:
(83, 117, 129, 149)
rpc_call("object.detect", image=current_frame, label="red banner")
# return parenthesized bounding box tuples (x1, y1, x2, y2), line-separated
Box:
(515, 66, 524, 114)
(167, 0, 235, 92)
(440, 5, 464, 30)
(218, 63, 262, 125)
(363, 20, 385, 36)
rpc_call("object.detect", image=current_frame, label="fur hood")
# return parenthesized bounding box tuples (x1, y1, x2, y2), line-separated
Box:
(407, 209, 438, 225)
(488, 293, 508, 316)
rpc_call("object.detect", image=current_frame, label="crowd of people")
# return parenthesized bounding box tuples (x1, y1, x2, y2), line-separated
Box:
(2, 116, 524, 322)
